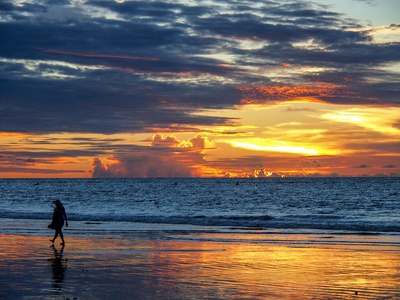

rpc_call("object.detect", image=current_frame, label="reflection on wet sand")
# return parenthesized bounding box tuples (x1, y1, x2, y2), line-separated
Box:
(0, 234, 400, 299)
(48, 244, 67, 292)
(130, 241, 400, 299)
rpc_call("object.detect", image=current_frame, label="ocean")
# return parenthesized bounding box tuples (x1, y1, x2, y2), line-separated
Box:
(1, 177, 400, 248)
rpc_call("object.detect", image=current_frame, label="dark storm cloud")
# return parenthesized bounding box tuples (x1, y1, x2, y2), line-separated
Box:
(0, 1, 13, 11)
(193, 13, 369, 45)
(88, 0, 210, 21)
(0, 61, 239, 133)
(253, 42, 400, 67)
(1, 20, 186, 60)
(0, 0, 399, 134)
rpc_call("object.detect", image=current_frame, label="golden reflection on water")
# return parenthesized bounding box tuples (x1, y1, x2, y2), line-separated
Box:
(1, 234, 400, 299)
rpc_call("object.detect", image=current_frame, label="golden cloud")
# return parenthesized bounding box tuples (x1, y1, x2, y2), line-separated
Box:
(237, 83, 355, 104)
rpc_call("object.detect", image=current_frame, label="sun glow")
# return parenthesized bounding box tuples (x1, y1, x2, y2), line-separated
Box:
(322, 107, 400, 135)
(230, 141, 320, 155)
(324, 112, 364, 123)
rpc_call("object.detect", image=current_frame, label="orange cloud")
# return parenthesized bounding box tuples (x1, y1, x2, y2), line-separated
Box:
(238, 83, 355, 104)
(189, 134, 211, 149)
(91, 134, 212, 178)
(150, 134, 213, 149)
(0, 132, 39, 138)
(91, 157, 127, 178)
(150, 134, 181, 147)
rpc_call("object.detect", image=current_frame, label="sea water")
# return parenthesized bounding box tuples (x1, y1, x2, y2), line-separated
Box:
(1, 177, 399, 247)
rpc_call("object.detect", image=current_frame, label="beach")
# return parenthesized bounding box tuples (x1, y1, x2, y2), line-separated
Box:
(1, 233, 400, 299)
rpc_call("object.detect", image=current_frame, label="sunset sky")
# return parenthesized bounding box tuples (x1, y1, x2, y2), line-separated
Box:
(1, 0, 399, 178)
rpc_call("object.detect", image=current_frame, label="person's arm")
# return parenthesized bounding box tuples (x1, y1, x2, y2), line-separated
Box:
(64, 208, 68, 227)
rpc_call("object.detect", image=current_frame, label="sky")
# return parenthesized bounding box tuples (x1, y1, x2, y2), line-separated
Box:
(0, 0, 399, 178)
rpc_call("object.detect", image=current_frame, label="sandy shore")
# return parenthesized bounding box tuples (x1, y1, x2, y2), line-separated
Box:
(1, 233, 400, 299)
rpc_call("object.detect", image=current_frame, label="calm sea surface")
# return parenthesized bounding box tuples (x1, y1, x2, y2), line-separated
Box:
(1, 177, 399, 246)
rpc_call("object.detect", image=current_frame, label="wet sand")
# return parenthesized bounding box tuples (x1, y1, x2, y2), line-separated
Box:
(1, 233, 400, 299)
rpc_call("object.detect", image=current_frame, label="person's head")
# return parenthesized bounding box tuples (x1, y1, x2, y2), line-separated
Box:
(53, 200, 63, 207)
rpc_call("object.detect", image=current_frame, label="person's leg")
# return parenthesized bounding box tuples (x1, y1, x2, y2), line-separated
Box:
(59, 229, 65, 244)
(50, 229, 60, 243)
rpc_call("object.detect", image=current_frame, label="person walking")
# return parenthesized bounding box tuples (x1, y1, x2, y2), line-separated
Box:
(49, 200, 68, 245)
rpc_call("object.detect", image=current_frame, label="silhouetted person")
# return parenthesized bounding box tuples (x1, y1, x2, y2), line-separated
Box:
(49, 200, 68, 245)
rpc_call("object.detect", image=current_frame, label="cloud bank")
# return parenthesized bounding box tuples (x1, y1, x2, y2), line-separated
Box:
(1, 0, 399, 135)
(91, 134, 212, 177)
(0, 0, 399, 177)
